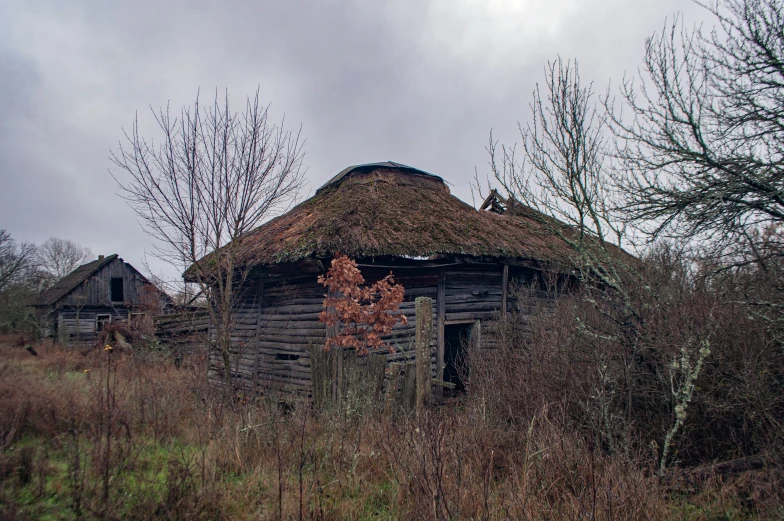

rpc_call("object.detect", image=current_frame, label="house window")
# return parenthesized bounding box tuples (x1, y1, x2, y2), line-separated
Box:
(110, 278, 124, 302)
(96, 314, 112, 332)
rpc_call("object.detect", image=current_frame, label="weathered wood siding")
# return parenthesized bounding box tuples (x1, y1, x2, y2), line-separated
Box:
(44, 257, 168, 345)
(210, 262, 543, 399)
(155, 310, 211, 354)
(208, 275, 326, 395)
(56, 306, 133, 343)
(58, 257, 150, 308)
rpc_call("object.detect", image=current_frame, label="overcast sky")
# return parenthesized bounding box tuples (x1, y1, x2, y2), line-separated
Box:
(0, 0, 710, 283)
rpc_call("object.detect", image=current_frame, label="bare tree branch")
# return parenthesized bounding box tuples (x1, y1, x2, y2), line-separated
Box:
(36, 238, 93, 282)
(110, 88, 305, 390)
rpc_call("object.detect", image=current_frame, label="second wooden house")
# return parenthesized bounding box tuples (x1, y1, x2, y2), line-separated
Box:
(36, 254, 170, 344)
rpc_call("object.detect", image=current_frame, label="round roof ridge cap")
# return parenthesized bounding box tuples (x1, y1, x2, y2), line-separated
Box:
(315, 161, 444, 193)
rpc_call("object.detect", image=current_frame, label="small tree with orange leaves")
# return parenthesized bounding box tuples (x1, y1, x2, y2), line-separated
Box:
(318, 254, 407, 356)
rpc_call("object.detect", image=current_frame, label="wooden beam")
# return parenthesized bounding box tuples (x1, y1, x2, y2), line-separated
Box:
(479, 189, 500, 211)
(436, 270, 445, 399)
(501, 264, 509, 318)
(415, 296, 433, 413)
(325, 287, 341, 408)
(253, 280, 264, 394)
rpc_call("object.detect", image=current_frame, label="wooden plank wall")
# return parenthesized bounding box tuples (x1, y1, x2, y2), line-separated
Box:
(207, 274, 327, 396)
(209, 263, 547, 399)
(443, 268, 504, 353)
(59, 257, 150, 308)
(155, 309, 211, 354)
(363, 269, 438, 398)
(57, 305, 133, 344)
(502, 268, 560, 345)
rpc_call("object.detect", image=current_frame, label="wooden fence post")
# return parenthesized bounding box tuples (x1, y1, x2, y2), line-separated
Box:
(402, 361, 417, 409)
(415, 296, 433, 413)
(324, 287, 342, 409)
(310, 344, 333, 410)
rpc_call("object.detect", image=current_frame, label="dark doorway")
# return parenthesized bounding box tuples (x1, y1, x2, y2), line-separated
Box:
(110, 278, 124, 302)
(444, 322, 474, 393)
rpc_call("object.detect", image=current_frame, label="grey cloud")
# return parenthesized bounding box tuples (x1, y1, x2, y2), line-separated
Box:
(0, 0, 712, 282)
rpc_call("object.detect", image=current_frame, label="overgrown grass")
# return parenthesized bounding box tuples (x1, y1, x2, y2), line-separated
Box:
(0, 338, 779, 520)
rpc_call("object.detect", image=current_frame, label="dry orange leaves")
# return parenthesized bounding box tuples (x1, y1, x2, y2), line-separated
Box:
(317, 254, 407, 356)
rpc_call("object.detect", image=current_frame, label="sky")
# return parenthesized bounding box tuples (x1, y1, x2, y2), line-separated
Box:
(0, 0, 710, 284)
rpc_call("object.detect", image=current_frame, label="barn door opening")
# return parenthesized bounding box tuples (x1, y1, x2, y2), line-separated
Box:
(443, 322, 476, 394)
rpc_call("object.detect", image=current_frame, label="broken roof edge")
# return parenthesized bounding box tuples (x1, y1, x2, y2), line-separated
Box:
(315, 161, 443, 193)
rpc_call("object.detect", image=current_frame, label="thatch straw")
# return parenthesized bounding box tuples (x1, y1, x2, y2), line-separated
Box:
(231, 167, 575, 267)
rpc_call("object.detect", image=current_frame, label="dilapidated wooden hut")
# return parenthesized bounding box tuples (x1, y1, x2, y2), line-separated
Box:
(36, 254, 171, 344)
(200, 161, 582, 397)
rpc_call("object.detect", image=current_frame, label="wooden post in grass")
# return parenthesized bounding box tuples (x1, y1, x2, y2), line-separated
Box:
(415, 296, 432, 412)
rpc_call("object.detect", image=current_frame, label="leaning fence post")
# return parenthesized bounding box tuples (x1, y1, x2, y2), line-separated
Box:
(415, 296, 433, 413)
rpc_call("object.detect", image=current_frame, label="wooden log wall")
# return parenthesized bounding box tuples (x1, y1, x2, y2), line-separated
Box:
(253, 276, 326, 395)
(207, 262, 549, 401)
(500, 274, 560, 345)
(155, 309, 211, 354)
(205, 274, 328, 396)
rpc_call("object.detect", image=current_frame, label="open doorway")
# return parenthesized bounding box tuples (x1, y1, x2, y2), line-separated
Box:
(443, 321, 478, 394)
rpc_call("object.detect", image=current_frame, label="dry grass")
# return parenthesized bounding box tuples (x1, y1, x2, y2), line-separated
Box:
(0, 336, 779, 520)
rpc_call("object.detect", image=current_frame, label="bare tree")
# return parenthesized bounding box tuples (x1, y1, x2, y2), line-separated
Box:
(36, 238, 93, 282)
(0, 230, 36, 293)
(606, 0, 784, 346)
(488, 58, 627, 290)
(485, 59, 719, 466)
(486, 59, 641, 430)
(111, 89, 305, 390)
(0, 230, 40, 333)
(609, 0, 784, 256)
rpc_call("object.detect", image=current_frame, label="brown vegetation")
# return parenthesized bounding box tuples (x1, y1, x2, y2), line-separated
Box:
(318, 254, 407, 355)
(1, 301, 781, 521)
(3, 2, 783, 519)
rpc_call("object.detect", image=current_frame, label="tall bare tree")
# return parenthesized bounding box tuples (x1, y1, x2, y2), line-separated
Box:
(607, 0, 784, 340)
(487, 59, 640, 421)
(609, 0, 784, 256)
(0, 230, 36, 293)
(488, 58, 626, 289)
(111, 89, 305, 390)
(0, 230, 40, 333)
(36, 238, 93, 282)
(486, 59, 719, 467)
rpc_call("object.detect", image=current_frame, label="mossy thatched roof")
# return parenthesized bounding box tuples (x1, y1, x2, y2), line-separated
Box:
(228, 164, 578, 268)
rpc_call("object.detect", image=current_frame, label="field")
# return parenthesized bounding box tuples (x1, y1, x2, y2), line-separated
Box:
(0, 337, 780, 521)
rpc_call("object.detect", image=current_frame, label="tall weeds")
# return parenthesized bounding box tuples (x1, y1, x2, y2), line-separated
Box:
(0, 310, 781, 521)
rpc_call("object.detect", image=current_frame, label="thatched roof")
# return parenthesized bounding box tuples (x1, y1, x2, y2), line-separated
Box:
(36, 255, 118, 307)
(216, 163, 583, 270)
